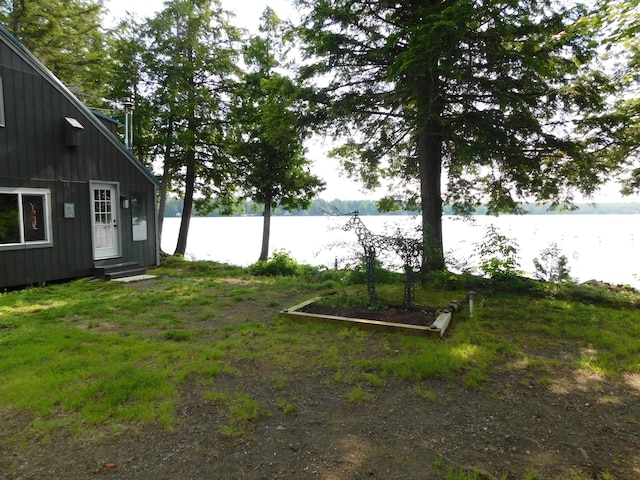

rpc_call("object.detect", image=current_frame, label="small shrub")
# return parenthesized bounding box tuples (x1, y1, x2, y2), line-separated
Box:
(445, 249, 474, 275)
(474, 224, 521, 279)
(315, 290, 369, 310)
(533, 242, 572, 282)
(316, 279, 342, 290)
(427, 269, 477, 290)
(249, 251, 301, 276)
(343, 261, 401, 286)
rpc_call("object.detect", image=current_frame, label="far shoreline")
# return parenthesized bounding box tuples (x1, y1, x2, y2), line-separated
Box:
(164, 200, 640, 218)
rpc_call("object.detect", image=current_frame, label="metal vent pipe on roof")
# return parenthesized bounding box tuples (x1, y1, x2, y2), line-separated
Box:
(123, 100, 134, 149)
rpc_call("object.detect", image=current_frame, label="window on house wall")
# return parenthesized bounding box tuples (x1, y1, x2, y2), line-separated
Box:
(0, 189, 52, 248)
(0, 76, 5, 127)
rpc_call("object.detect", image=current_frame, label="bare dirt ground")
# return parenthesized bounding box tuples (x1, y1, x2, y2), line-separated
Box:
(2, 297, 640, 480)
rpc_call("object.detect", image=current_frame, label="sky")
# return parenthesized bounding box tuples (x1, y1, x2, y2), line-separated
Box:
(103, 0, 635, 204)
(105, 0, 294, 30)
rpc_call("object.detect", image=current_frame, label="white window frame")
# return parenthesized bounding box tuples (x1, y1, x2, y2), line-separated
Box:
(0, 188, 53, 250)
(0, 76, 4, 127)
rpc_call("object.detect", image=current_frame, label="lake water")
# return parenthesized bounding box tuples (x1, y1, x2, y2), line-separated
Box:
(161, 214, 639, 288)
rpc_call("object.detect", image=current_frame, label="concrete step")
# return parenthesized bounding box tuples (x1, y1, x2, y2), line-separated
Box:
(94, 262, 145, 280)
(104, 268, 147, 280)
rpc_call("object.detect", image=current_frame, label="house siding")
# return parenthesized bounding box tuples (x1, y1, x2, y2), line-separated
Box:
(0, 29, 159, 289)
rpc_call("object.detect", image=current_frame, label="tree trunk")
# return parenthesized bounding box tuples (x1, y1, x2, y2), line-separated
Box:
(259, 195, 272, 261)
(175, 64, 196, 257)
(11, 0, 24, 32)
(157, 154, 170, 244)
(174, 153, 196, 256)
(417, 120, 445, 272)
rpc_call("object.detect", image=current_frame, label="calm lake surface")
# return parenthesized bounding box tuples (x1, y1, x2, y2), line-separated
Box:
(162, 214, 639, 288)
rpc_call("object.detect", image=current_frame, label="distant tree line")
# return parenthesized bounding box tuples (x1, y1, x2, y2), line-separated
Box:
(163, 197, 640, 218)
(163, 198, 405, 217)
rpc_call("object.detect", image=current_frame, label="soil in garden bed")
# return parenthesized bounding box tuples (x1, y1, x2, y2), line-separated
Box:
(301, 303, 439, 327)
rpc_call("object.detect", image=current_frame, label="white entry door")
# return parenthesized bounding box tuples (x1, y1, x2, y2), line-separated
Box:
(91, 183, 120, 259)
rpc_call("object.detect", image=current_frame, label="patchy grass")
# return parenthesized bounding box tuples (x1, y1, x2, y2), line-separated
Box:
(1, 256, 639, 479)
(2, 259, 639, 432)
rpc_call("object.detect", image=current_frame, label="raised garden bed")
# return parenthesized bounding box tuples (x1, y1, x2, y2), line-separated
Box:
(280, 296, 463, 337)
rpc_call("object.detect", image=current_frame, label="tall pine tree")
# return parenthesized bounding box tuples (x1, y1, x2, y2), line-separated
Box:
(144, 0, 240, 256)
(295, 0, 616, 271)
(1, 0, 108, 105)
(230, 8, 325, 261)
(601, 0, 640, 195)
(105, 14, 155, 162)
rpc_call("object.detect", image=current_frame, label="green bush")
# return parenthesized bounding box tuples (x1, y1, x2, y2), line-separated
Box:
(533, 242, 572, 282)
(249, 251, 302, 276)
(426, 270, 482, 290)
(343, 261, 402, 286)
(475, 225, 521, 280)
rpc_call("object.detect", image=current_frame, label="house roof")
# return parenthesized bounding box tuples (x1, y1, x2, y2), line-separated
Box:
(91, 110, 123, 127)
(0, 25, 160, 187)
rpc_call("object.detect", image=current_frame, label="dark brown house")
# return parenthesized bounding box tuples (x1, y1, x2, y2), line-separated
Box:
(0, 26, 159, 289)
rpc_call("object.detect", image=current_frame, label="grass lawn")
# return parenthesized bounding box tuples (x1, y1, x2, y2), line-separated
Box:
(1, 257, 639, 479)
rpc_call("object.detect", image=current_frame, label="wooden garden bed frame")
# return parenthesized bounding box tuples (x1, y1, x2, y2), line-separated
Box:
(280, 297, 463, 338)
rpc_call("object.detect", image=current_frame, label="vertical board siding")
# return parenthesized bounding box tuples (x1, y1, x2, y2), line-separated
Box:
(0, 30, 159, 289)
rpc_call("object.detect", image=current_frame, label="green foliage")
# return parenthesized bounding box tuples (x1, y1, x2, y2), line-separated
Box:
(295, 0, 621, 268)
(1, 0, 108, 105)
(249, 250, 305, 276)
(431, 455, 444, 473)
(428, 263, 640, 309)
(105, 14, 157, 162)
(141, 0, 241, 255)
(600, 0, 640, 198)
(533, 242, 572, 283)
(474, 225, 521, 280)
(313, 289, 370, 310)
(561, 281, 640, 309)
(156, 255, 247, 278)
(343, 261, 402, 287)
(161, 197, 640, 218)
(229, 8, 325, 261)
